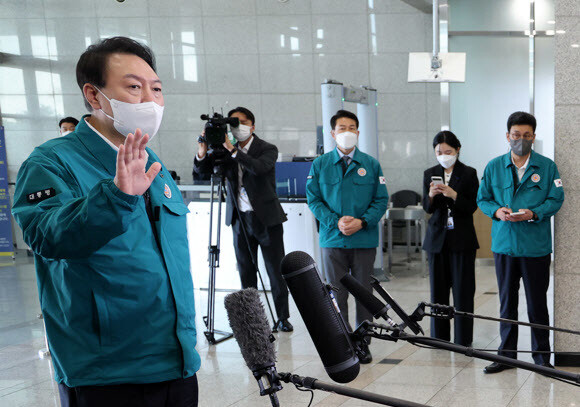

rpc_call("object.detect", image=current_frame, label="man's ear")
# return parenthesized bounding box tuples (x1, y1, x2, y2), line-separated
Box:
(83, 84, 101, 111)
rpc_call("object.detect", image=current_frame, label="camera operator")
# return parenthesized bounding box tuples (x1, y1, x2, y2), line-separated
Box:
(192, 107, 293, 332)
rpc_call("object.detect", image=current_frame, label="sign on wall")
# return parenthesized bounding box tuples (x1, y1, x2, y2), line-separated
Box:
(0, 127, 14, 257)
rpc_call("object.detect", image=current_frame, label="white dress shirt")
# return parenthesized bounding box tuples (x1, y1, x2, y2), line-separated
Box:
(511, 154, 530, 182)
(233, 136, 255, 212)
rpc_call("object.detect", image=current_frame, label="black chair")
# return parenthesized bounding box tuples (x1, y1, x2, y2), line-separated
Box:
(388, 189, 422, 247)
(390, 190, 421, 209)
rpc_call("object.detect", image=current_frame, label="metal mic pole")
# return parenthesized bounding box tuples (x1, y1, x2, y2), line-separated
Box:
(224, 177, 279, 331)
(278, 373, 431, 407)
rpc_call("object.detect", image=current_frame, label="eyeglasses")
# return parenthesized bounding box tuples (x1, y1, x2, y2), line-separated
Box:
(509, 133, 534, 140)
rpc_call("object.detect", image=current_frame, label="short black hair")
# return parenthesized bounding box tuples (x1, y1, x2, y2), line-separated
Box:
(331, 110, 359, 129)
(59, 116, 79, 127)
(507, 111, 536, 133)
(432, 130, 461, 150)
(76, 36, 156, 110)
(227, 106, 255, 126)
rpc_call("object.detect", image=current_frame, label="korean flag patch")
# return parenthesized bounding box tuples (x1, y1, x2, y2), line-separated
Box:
(379, 176, 387, 185)
(554, 178, 563, 188)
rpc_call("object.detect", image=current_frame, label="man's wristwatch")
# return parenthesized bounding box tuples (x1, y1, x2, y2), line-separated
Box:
(528, 211, 539, 222)
(360, 218, 368, 229)
(230, 147, 238, 155)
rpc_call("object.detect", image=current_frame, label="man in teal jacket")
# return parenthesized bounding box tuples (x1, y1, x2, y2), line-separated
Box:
(477, 111, 564, 374)
(12, 37, 201, 406)
(306, 110, 389, 364)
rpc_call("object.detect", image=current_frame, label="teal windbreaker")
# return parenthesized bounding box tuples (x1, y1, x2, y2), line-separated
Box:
(477, 151, 564, 257)
(306, 148, 389, 249)
(12, 116, 201, 387)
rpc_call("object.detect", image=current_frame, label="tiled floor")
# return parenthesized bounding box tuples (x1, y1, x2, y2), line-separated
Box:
(1, 251, 578, 407)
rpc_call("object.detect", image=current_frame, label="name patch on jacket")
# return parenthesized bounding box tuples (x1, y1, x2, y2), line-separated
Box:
(27, 188, 56, 203)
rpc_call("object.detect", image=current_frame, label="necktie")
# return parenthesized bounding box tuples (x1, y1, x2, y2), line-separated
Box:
(341, 156, 350, 175)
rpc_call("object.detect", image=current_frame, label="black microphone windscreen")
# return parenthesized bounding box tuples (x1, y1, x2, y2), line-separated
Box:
(280, 250, 315, 272)
(340, 273, 385, 317)
(225, 288, 276, 370)
(281, 251, 360, 383)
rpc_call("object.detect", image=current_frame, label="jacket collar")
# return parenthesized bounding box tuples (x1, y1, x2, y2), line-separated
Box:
(503, 150, 539, 169)
(74, 115, 118, 176)
(332, 147, 360, 164)
(447, 160, 465, 189)
(74, 114, 157, 177)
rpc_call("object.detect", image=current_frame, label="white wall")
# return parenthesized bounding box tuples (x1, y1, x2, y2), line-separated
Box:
(448, 0, 555, 178)
(0, 0, 439, 197)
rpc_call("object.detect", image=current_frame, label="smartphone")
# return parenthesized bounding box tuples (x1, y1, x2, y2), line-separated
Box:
(431, 176, 443, 186)
(510, 211, 525, 216)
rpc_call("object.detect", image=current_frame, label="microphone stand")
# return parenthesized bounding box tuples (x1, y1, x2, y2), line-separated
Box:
(277, 372, 432, 407)
(352, 321, 580, 384)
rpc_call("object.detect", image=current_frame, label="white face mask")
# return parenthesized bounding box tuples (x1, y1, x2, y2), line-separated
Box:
(61, 130, 73, 136)
(437, 154, 457, 169)
(231, 123, 252, 142)
(96, 87, 164, 139)
(335, 131, 358, 150)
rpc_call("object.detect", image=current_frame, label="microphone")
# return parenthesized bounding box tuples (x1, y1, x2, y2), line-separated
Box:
(224, 288, 282, 407)
(280, 251, 360, 383)
(370, 277, 424, 335)
(340, 273, 399, 330)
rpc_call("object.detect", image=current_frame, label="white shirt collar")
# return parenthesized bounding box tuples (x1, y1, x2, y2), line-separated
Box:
(84, 117, 119, 152)
(336, 147, 356, 160)
(511, 154, 530, 170)
(239, 135, 254, 153)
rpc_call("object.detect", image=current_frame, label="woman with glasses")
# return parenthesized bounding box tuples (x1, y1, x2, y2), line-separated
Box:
(422, 131, 479, 346)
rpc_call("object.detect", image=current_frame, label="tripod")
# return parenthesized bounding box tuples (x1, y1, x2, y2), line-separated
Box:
(203, 168, 279, 344)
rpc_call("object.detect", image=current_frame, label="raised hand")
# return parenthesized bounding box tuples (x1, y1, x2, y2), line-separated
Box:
(114, 128, 161, 196)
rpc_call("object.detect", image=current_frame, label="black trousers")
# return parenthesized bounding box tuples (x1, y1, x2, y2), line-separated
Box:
(58, 375, 198, 407)
(321, 247, 376, 331)
(232, 211, 289, 320)
(428, 249, 476, 346)
(494, 253, 551, 364)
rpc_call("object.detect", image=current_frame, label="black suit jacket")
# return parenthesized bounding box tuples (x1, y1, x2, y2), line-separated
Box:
(422, 161, 480, 253)
(193, 135, 287, 228)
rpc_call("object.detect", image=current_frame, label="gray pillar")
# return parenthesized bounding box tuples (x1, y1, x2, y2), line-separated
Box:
(554, 0, 580, 367)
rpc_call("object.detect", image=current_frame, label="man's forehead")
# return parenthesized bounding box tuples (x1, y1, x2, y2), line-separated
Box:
(510, 124, 534, 133)
(105, 53, 160, 82)
(336, 118, 356, 126)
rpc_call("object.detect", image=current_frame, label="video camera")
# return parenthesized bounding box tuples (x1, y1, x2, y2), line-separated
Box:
(198, 112, 239, 149)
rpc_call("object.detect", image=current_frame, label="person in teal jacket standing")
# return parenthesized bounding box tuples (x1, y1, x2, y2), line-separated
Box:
(12, 37, 201, 406)
(477, 111, 564, 374)
(306, 110, 389, 364)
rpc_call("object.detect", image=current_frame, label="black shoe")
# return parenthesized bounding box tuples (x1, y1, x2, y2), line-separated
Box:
(483, 362, 515, 374)
(276, 319, 293, 332)
(357, 344, 373, 364)
(541, 362, 555, 369)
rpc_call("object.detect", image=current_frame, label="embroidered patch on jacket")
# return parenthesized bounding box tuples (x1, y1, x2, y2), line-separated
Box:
(27, 188, 56, 203)
(531, 174, 540, 183)
(164, 184, 172, 199)
(358, 168, 367, 177)
(379, 176, 387, 184)
(554, 178, 563, 188)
